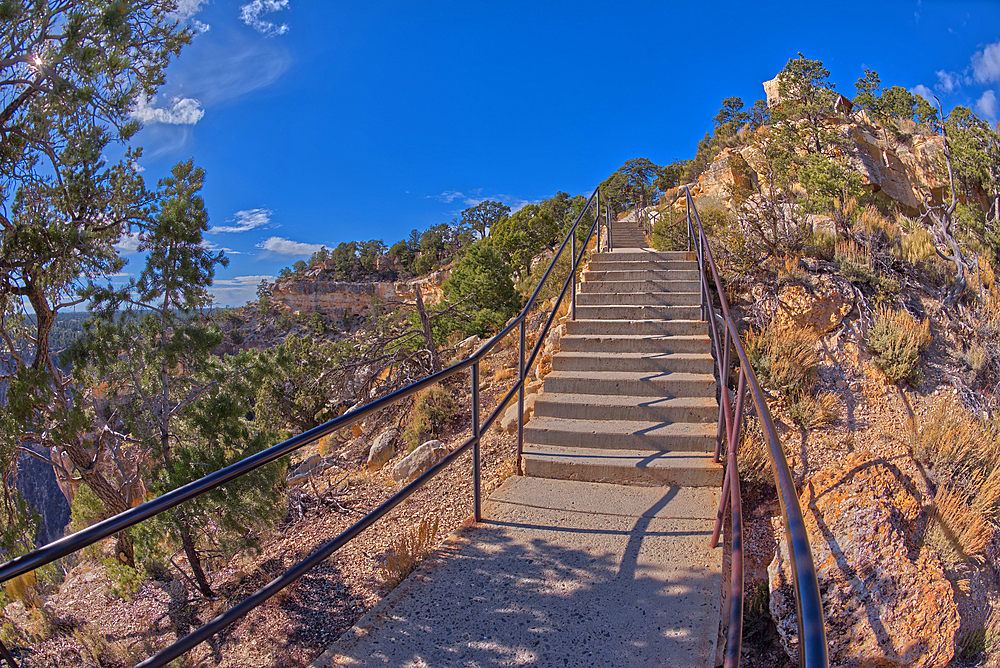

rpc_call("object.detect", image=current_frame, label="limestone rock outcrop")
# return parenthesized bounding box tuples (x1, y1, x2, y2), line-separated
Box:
(773, 275, 854, 334)
(270, 268, 450, 319)
(769, 453, 958, 668)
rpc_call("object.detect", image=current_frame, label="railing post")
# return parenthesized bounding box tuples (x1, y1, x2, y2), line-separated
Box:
(516, 320, 525, 475)
(472, 361, 481, 522)
(1, 639, 17, 668)
(571, 228, 577, 320)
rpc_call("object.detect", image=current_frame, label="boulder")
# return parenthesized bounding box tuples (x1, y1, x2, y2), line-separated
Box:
(366, 429, 398, 472)
(774, 275, 854, 334)
(391, 440, 449, 484)
(769, 453, 958, 667)
(293, 454, 322, 477)
(500, 393, 539, 434)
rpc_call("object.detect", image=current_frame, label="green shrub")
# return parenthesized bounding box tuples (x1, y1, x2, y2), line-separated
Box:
(867, 306, 931, 385)
(403, 386, 457, 451)
(651, 215, 688, 251)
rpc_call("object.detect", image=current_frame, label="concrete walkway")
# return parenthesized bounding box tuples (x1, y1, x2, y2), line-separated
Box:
(312, 476, 722, 668)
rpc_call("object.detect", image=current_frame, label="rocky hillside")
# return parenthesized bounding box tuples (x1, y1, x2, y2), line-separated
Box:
(654, 83, 1000, 668)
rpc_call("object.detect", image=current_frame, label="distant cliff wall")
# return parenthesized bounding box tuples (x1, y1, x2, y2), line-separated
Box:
(270, 267, 450, 318)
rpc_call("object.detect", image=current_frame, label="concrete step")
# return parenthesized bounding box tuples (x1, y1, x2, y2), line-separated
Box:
(522, 446, 723, 487)
(577, 291, 701, 306)
(583, 269, 701, 282)
(579, 279, 701, 293)
(552, 351, 715, 374)
(598, 250, 695, 261)
(560, 333, 712, 354)
(533, 393, 718, 423)
(524, 416, 717, 451)
(542, 370, 716, 398)
(587, 259, 698, 272)
(575, 304, 703, 320)
(566, 318, 709, 337)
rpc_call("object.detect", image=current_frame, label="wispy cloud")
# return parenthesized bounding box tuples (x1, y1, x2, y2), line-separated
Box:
(201, 240, 241, 254)
(428, 191, 465, 203)
(209, 275, 276, 306)
(910, 84, 935, 104)
(935, 70, 960, 94)
(972, 42, 1000, 85)
(257, 236, 323, 255)
(210, 208, 274, 234)
(240, 0, 290, 36)
(496, 194, 538, 212)
(976, 90, 998, 120)
(133, 96, 205, 125)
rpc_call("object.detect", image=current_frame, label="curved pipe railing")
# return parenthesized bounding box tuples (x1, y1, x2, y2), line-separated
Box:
(0, 190, 612, 668)
(682, 187, 828, 668)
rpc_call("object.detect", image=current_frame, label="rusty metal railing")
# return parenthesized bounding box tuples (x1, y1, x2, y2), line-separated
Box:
(682, 187, 828, 668)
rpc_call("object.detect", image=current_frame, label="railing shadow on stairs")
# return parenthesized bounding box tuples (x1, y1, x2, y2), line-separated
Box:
(0, 189, 610, 668)
(682, 186, 829, 668)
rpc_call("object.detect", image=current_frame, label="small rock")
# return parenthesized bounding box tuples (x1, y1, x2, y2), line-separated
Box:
(835, 379, 848, 390)
(288, 454, 322, 480)
(366, 429, 398, 472)
(391, 440, 449, 483)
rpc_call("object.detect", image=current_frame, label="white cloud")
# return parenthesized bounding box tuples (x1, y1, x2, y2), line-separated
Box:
(257, 236, 323, 255)
(201, 240, 240, 254)
(428, 191, 464, 203)
(210, 208, 273, 233)
(193, 20, 211, 33)
(496, 194, 538, 212)
(209, 275, 276, 306)
(130, 160, 145, 173)
(116, 232, 142, 254)
(133, 96, 205, 125)
(972, 42, 1000, 84)
(910, 84, 936, 104)
(976, 90, 998, 120)
(935, 70, 960, 94)
(170, 0, 207, 20)
(240, 0, 290, 37)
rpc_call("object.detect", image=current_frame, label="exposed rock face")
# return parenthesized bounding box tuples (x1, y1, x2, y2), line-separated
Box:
(366, 429, 397, 472)
(271, 268, 450, 319)
(697, 149, 758, 200)
(769, 453, 958, 668)
(774, 275, 855, 334)
(16, 444, 71, 547)
(390, 440, 448, 484)
(839, 126, 948, 214)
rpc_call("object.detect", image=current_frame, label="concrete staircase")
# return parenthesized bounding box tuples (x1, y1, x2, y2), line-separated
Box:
(522, 247, 723, 488)
(609, 216, 649, 248)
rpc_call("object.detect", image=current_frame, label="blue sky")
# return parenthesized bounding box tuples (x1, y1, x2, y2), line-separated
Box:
(120, 0, 1000, 306)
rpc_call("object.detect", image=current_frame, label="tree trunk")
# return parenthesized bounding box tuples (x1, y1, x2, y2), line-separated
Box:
(63, 443, 136, 568)
(413, 288, 441, 372)
(180, 522, 214, 598)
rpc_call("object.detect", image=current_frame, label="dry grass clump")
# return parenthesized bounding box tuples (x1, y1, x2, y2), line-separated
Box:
(744, 321, 835, 429)
(787, 391, 838, 430)
(913, 398, 1000, 566)
(857, 204, 899, 242)
(744, 322, 819, 401)
(901, 226, 936, 265)
(378, 516, 441, 588)
(736, 416, 772, 487)
(4, 571, 42, 609)
(835, 238, 876, 284)
(866, 305, 931, 385)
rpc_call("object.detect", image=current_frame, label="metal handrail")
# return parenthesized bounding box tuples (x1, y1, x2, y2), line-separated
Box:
(0, 189, 612, 668)
(683, 187, 828, 668)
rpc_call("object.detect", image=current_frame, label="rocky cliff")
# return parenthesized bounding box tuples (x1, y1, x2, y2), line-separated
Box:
(270, 267, 450, 318)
